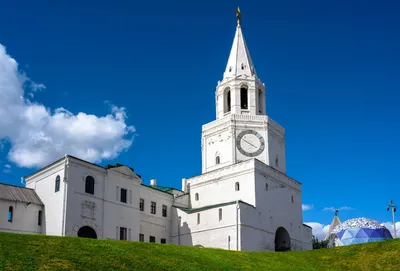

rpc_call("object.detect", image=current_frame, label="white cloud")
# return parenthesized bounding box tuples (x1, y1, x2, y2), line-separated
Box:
(304, 222, 330, 240)
(302, 204, 313, 211)
(0, 43, 135, 168)
(381, 221, 400, 239)
(3, 164, 11, 173)
(323, 206, 355, 212)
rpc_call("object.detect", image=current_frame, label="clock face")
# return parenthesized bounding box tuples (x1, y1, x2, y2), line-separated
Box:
(236, 129, 265, 157)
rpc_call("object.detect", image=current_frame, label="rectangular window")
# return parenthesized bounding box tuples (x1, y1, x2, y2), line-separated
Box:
(38, 210, 42, 226)
(140, 198, 144, 211)
(149, 236, 156, 243)
(120, 188, 127, 203)
(139, 233, 144, 242)
(151, 201, 156, 214)
(162, 205, 167, 217)
(197, 213, 200, 225)
(219, 208, 222, 221)
(161, 238, 166, 244)
(120, 227, 127, 240)
(8, 206, 13, 222)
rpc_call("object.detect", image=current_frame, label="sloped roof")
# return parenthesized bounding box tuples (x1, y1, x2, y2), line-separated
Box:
(224, 24, 257, 79)
(0, 183, 43, 205)
(325, 211, 342, 240)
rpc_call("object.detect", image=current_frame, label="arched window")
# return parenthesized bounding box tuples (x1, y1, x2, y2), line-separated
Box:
(219, 208, 222, 221)
(240, 85, 248, 109)
(216, 156, 220, 165)
(8, 206, 13, 222)
(85, 176, 95, 195)
(266, 183, 269, 191)
(55, 175, 60, 192)
(258, 89, 263, 114)
(195, 193, 199, 201)
(224, 88, 231, 113)
(235, 182, 240, 191)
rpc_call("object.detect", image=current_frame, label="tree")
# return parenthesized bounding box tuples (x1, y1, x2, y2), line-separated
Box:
(312, 235, 329, 249)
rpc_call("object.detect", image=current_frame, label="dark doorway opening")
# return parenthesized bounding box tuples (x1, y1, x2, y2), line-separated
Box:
(77, 226, 97, 239)
(275, 227, 291, 252)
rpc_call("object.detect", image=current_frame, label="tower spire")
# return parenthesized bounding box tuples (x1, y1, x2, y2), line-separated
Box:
(223, 8, 257, 80)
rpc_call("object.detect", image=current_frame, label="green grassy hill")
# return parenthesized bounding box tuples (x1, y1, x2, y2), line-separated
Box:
(0, 232, 399, 271)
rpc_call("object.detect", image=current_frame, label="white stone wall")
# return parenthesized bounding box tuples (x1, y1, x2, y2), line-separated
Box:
(0, 199, 43, 234)
(64, 159, 106, 238)
(25, 159, 66, 236)
(187, 160, 256, 209)
(171, 203, 240, 250)
(139, 186, 173, 243)
(237, 160, 310, 251)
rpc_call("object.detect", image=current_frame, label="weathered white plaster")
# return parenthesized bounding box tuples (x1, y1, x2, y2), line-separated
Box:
(0, 199, 43, 234)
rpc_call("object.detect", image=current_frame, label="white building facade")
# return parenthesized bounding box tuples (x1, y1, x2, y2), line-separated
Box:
(0, 16, 312, 251)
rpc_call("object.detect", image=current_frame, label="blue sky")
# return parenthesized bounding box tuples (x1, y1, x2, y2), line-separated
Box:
(0, 0, 399, 237)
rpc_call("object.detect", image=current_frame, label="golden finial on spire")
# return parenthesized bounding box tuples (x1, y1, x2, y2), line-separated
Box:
(236, 7, 241, 25)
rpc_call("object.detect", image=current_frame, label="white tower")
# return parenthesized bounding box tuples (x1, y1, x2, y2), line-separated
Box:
(201, 10, 286, 174)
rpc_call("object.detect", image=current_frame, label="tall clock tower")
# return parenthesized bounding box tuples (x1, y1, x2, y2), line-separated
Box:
(201, 13, 286, 174)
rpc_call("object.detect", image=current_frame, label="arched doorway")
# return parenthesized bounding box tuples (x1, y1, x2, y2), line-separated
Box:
(275, 227, 291, 252)
(77, 226, 97, 239)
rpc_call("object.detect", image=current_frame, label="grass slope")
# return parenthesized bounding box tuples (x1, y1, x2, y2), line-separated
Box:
(0, 232, 399, 271)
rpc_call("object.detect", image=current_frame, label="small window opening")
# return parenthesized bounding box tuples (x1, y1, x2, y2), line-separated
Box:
(229, 66, 232, 72)
(38, 210, 42, 226)
(276, 157, 279, 168)
(161, 238, 166, 244)
(216, 156, 220, 165)
(195, 193, 199, 201)
(120, 188, 127, 203)
(151, 201, 156, 214)
(291, 195, 294, 203)
(139, 233, 144, 242)
(197, 213, 200, 225)
(219, 208, 222, 221)
(241, 63, 245, 70)
(162, 205, 167, 217)
(224, 89, 231, 113)
(266, 183, 269, 191)
(8, 206, 13, 222)
(140, 198, 144, 211)
(55, 175, 60, 192)
(240, 87, 248, 109)
(149, 236, 156, 243)
(258, 89, 263, 114)
(235, 182, 240, 191)
(85, 176, 95, 195)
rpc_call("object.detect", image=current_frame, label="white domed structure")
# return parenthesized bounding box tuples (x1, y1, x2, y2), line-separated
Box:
(327, 217, 393, 247)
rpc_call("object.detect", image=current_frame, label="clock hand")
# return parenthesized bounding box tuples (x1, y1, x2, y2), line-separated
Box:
(242, 138, 257, 149)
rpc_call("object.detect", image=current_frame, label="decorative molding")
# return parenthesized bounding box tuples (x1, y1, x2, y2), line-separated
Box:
(81, 200, 96, 220)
